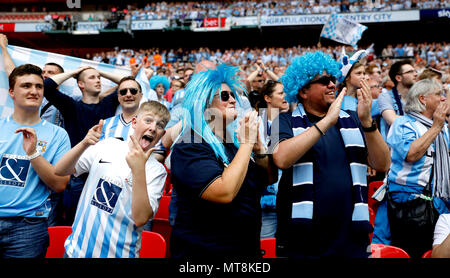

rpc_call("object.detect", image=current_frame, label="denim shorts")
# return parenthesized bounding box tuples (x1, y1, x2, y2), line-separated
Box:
(0, 217, 49, 258)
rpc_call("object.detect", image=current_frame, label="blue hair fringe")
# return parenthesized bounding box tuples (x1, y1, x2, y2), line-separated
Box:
(149, 75, 170, 93)
(177, 63, 246, 164)
(280, 51, 342, 103)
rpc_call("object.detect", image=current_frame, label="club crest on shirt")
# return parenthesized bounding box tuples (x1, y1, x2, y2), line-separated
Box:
(91, 178, 122, 214)
(37, 140, 48, 153)
(0, 154, 30, 187)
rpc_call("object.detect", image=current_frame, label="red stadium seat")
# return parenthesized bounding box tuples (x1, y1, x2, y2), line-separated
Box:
(260, 238, 276, 258)
(368, 181, 384, 212)
(151, 219, 172, 258)
(369, 207, 376, 242)
(154, 195, 170, 220)
(46, 226, 72, 258)
(139, 231, 166, 258)
(369, 207, 376, 227)
(163, 162, 172, 196)
(371, 243, 411, 258)
(422, 250, 433, 258)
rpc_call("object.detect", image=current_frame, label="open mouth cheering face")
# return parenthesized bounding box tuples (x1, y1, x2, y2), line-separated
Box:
(132, 111, 166, 151)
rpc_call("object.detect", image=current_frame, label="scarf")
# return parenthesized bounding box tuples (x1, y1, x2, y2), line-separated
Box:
(409, 112, 450, 200)
(289, 104, 372, 234)
(390, 87, 404, 115)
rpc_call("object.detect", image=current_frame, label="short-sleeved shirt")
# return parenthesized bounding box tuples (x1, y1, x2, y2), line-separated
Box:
(100, 114, 133, 141)
(433, 213, 450, 246)
(377, 90, 406, 140)
(271, 110, 370, 258)
(170, 130, 266, 258)
(0, 116, 71, 218)
(341, 95, 380, 118)
(386, 114, 449, 197)
(44, 78, 119, 147)
(64, 138, 166, 258)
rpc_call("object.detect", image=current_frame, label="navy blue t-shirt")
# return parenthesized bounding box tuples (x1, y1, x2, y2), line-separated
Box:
(170, 130, 266, 258)
(271, 110, 370, 258)
(44, 78, 119, 147)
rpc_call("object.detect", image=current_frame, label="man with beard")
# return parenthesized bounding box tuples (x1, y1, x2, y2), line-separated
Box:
(270, 51, 390, 258)
(377, 60, 418, 141)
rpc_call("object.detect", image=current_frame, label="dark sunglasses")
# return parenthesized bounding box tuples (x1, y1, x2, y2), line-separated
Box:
(308, 75, 336, 87)
(217, 90, 236, 102)
(119, 88, 139, 96)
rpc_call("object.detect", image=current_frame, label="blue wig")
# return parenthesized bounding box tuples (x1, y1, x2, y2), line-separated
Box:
(178, 63, 246, 164)
(280, 51, 342, 103)
(149, 75, 170, 94)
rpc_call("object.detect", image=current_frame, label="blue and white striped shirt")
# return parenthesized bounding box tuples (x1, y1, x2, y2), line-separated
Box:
(386, 114, 449, 193)
(64, 138, 166, 258)
(100, 114, 133, 141)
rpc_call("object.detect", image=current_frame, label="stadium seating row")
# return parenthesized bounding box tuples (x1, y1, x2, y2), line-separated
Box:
(45, 226, 433, 258)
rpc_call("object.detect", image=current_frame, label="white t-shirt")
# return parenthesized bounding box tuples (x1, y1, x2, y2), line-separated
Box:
(433, 213, 450, 246)
(64, 138, 166, 258)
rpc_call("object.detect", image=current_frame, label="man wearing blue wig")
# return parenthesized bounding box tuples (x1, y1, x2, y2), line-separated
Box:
(169, 64, 274, 258)
(270, 51, 390, 258)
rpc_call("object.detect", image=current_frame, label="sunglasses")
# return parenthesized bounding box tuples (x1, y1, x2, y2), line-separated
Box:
(307, 75, 336, 87)
(119, 88, 139, 96)
(217, 90, 236, 102)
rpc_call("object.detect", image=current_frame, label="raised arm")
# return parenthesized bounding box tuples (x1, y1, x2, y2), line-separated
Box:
(201, 111, 259, 203)
(406, 102, 448, 163)
(357, 79, 391, 172)
(54, 120, 103, 176)
(126, 135, 155, 227)
(0, 34, 15, 76)
(246, 64, 261, 91)
(257, 60, 279, 81)
(272, 89, 346, 170)
(98, 69, 126, 84)
(50, 66, 91, 85)
(15, 127, 69, 192)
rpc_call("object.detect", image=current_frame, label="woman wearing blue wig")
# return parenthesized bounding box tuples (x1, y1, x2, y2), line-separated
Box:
(169, 64, 274, 258)
(270, 51, 390, 258)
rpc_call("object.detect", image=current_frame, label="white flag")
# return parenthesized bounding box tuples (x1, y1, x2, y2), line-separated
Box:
(320, 13, 368, 49)
(0, 45, 154, 117)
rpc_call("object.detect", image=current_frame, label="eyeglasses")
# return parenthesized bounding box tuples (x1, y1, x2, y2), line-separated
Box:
(307, 75, 336, 87)
(216, 90, 236, 102)
(400, 69, 417, 75)
(119, 88, 139, 96)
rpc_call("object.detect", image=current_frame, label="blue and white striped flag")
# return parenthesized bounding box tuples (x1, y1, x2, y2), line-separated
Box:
(320, 13, 368, 49)
(0, 45, 156, 117)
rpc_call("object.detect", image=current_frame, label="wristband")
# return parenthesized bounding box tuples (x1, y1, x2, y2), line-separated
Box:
(362, 119, 377, 132)
(313, 123, 325, 136)
(27, 150, 41, 160)
(254, 153, 268, 159)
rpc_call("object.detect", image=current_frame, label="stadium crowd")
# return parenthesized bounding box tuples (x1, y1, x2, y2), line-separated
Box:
(87, 42, 450, 89)
(3, 0, 449, 22)
(1, 30, 450, 259)
(124, 0, 450, 20)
